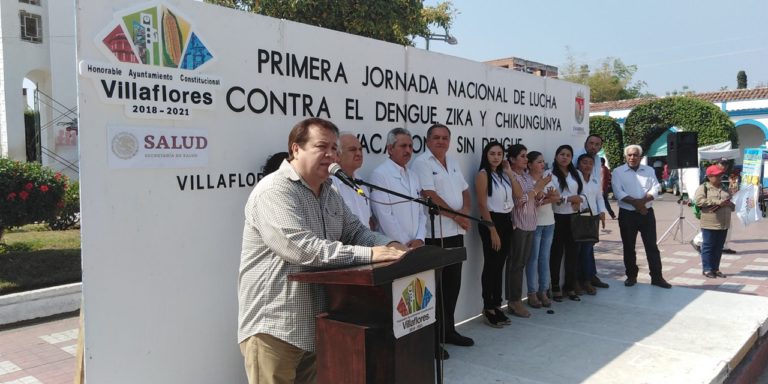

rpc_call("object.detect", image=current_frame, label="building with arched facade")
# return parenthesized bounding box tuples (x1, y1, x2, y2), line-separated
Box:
(590, 88, 768, 164)
(0, 0, 78, 178)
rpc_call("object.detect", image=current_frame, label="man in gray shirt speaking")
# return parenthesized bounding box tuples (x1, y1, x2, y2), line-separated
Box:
(238, 117, 405, 384)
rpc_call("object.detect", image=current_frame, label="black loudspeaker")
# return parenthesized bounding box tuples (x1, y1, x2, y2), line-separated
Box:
(667, 132, 698, 169)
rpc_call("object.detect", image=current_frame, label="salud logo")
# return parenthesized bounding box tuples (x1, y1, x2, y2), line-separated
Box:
(396, 277, 432, 317)
(111, 132, 139, 160)
(575, 90, 585, 124)
(99, 2, 213, 70)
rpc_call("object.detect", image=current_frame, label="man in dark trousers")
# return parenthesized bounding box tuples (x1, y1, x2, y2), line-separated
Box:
(411, 124, 473, 359)
(611, 144, 672, 289)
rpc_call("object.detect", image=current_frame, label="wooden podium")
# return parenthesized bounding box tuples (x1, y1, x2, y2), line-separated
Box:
(289, 246, 466, 384)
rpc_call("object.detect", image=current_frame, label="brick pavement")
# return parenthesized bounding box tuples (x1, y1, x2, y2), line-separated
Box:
(0, 315, 78, 384)
(595, 197, 768, 296)
(0, 197, 765, 383)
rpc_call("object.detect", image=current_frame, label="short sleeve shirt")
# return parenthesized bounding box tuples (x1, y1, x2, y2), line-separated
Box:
(411, 148, 469, 238)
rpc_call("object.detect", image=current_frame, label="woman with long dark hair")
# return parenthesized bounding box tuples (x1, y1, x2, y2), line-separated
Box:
(549, 145, 584, 301)
(475, 142, 514, 327)
(576, 153, 606, 295)
(506, 144, 551, 317)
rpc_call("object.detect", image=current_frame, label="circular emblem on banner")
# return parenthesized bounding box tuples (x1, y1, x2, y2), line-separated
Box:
(575, 91, 586, 124)
(111, 132, 139, 159)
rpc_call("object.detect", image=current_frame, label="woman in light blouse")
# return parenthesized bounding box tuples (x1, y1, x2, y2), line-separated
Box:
(576, 153, 606, 295)
(506, 144, 551, 317)
(549, 145, 584, 301)
(475, 142, 514, 327)
(525, 151, 559, 308)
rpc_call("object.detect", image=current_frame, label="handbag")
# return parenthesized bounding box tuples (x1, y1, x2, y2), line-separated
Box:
(570, 195, 600, 243)
(692, 183, 707, 220)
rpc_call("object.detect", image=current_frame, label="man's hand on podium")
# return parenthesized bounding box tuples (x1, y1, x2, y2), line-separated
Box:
(372, 243, 407, 262)
(406, 239, 424, 249)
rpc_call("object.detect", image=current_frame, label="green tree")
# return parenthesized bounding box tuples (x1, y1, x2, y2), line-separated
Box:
(589, 116, 624, 168)
(623, 97, 738, 155)
(205, 0, 456, 46)
(562, 51, 651, 102)
(737, 70, 747, 89)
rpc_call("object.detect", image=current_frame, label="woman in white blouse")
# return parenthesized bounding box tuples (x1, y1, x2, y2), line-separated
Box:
(549, 145, 584, 301)
(576, 153, 606, 295)
(475, 142, 514, 328)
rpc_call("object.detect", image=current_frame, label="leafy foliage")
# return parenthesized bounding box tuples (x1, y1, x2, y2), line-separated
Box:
(623, 97, 738, 155)
(562, 51, 651, 102)
(589, 116, 625, 168)
(0, 159, 68, 239)
(205, 0, 456, 46)
(47, 181, 80, 230)
(737, 70, 747, 89)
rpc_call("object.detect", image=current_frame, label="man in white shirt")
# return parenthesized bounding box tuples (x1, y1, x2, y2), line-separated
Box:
(611, 144, 672, 289)
(331, 133, 373, 228)
(411, 124, 473, 357)
(370, 128, 426, 248)
(573, 134, 610, 288)
(573, 134, 603, 184)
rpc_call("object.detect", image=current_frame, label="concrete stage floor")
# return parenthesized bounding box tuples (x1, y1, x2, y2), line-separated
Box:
(442, 279, 768, 384)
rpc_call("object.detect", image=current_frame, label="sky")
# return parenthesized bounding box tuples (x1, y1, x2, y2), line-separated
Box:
(415, 0, 768, 97)
(23, 0, 767, 106)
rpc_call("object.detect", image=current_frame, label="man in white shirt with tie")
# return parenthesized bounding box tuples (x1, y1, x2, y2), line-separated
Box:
(331, 132, 373, 228)
(611, 144, 671, 289)
(370, 128, 426, 249)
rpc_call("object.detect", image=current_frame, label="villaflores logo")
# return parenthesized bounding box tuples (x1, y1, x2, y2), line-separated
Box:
(396, 277, 432, 317)
(100, 3, 213, 70)
(82, 2, 220, 120)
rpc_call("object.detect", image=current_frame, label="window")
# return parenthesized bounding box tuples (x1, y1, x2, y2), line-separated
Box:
(19, 0, 42, 5)
(20, 11, 42, 43)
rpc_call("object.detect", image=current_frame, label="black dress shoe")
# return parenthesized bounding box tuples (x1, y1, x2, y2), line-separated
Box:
(494, 307, 512, 325)
(722, 248, 737, 254)
(591, 277, 610, 288)
(435, 346, 449, 360)
(445, 332, 474, 347)
(624, 278, 637, 287)
(651, 278, 672, 289)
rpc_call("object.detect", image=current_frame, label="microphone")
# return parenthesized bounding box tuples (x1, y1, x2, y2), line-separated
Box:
(328, 163, 365, 196)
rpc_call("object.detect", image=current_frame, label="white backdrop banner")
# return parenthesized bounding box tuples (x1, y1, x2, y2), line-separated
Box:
(76, 0, 588, 382)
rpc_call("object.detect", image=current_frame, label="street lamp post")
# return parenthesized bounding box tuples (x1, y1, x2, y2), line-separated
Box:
(424, 33, 458, 51)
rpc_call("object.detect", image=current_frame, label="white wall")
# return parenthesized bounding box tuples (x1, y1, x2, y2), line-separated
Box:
(0, 1, 50, 159)
(77, 1, 589, 383)
(44, 0, 79, 178)
(0, 0, 78, 179)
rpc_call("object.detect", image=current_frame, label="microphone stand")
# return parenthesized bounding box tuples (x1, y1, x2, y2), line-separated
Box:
(354, 178, 494, 240)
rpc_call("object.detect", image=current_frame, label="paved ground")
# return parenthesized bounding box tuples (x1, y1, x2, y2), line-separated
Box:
(0, 196, 766, 383)
(595, 196, 768, 297)
(0, 315, 78, 384)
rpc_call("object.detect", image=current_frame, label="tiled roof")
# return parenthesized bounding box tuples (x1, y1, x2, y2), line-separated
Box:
(590, 88, 768, 112)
